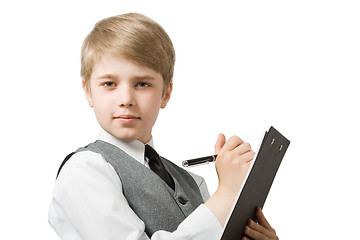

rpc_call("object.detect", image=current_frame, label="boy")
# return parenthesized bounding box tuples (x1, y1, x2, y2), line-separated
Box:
(48, 13, 278, 240)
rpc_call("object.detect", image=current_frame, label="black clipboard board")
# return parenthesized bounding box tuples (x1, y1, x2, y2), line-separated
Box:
(221, 126, 290, 239)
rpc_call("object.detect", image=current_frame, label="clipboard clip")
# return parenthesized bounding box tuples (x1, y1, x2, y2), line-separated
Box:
(270, 138, 283, 151)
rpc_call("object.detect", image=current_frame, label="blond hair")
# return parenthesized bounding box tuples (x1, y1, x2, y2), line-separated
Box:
(81, 13, 175, 93)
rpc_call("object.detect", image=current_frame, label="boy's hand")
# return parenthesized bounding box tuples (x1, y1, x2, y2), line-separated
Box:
(215, 134, 254, 195)
(205, 134, 255, 226)
(243, 207, 279, 240)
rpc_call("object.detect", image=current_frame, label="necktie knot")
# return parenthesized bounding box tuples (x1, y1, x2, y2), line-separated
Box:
(145, 144, 159, 160)
(145, 145, 175, 190)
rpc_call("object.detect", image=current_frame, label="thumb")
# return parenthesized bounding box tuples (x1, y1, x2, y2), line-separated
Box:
(215, 133, 226, 154)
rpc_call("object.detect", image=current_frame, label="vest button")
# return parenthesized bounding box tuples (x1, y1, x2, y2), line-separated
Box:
(178, 196, 187, 205)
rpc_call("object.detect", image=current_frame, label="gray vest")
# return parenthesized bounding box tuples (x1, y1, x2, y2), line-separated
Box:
(61, 140, 204, 237)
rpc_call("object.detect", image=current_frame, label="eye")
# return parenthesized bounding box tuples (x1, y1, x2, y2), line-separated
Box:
(102, 81, 116, 88)
(136, 82, 150, 88)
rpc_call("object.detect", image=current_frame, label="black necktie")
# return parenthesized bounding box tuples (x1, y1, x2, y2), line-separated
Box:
(145, 145, 175, 190)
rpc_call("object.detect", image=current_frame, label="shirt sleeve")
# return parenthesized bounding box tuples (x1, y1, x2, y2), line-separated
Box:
(48, 151, 223, 240)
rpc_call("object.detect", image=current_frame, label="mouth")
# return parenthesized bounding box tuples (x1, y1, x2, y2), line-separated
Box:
(114, 115, 141, 124)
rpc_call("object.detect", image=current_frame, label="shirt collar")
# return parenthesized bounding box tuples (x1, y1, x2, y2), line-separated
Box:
(97, 128, 154, 165)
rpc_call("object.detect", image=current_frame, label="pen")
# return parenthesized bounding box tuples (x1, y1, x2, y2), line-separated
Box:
(182, 155, 217, 167)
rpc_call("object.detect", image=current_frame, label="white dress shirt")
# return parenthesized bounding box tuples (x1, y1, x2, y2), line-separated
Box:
(48, 129, 223, 240)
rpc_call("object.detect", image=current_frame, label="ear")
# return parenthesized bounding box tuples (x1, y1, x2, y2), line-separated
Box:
(160, 81, 173, 109)
(82, 79, 93, 108)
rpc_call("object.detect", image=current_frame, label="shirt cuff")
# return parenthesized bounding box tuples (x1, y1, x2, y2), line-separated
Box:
(177, 204, 223, 240)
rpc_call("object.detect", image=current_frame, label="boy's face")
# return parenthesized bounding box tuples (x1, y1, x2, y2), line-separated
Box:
(83, 54, 172, 144)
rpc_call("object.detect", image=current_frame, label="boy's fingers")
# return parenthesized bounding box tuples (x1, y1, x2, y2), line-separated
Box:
(215, 134, 226, 154)
(256, 207, 275, 232)
(221, 135, 244, 152)
(239, 151, 255, 163)
(244, 219, 278, 240)
(233, 142, 254, 158)
(244, 208, 278, 240)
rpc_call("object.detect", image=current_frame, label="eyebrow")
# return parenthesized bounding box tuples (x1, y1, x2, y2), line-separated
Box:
(95, 74, 156, 81)
(95, 74, 116, 80)
(133, 75, 156, 81)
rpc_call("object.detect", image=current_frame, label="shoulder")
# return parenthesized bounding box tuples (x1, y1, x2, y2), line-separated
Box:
(187, 171, 206, 187)
(55, 150, 121, 190)
(187, 171, 211, 201)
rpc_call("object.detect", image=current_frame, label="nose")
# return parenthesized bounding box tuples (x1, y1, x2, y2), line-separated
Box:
(117, 85, 135, 108)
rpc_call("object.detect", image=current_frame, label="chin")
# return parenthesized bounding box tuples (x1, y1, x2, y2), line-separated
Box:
(107, 127, 150, 143)
(112, 131, 140, 142)
(115, 135, 138, 142)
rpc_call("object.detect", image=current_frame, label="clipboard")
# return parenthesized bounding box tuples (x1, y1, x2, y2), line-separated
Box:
(221, 126, 290, 239)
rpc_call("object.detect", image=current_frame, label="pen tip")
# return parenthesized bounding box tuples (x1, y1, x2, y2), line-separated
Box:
(182, 161, 188, 167)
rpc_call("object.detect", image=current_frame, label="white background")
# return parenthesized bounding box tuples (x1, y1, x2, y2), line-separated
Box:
(0, 0, 359, 239)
